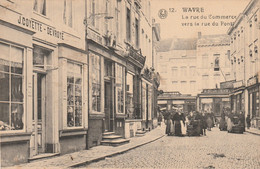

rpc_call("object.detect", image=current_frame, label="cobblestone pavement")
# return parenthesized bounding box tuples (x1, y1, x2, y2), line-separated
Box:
(84, 128, 260, 169)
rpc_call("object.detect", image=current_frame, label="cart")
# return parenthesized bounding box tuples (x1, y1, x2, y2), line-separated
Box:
(187, 120, 201, 136)
(229, 116, 244, 134)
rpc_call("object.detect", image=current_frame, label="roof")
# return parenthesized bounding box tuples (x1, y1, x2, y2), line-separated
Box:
(197, 34, 230, 47)
(157, 38, 197, 52)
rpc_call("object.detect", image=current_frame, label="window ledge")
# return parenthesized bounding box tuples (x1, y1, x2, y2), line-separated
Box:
(59, 128, 87, 138)
(0, 132, 31, 143)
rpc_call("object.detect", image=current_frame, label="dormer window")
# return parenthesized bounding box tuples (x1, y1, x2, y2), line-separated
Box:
(249, 21, 252, 27)
(234, 57, 236, 63)
(255, 46, 258, 53)
(238, 58, 240, 64)
(255, 15, 257, 22)
(241, 56, 244, 62)
(231, 59, 233, 65)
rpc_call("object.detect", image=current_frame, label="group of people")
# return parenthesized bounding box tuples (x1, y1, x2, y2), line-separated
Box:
(165, 110, 215, 137)
(219, 110, 251, 132)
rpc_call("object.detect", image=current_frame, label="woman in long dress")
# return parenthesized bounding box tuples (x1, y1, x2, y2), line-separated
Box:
(181, 112, 187, 136)
(227, 112, 234, 132)
(172, 111, 184, 136)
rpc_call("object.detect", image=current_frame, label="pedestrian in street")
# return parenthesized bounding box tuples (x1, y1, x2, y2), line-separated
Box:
(246, 114, 251, 129)
(181, 111, 187, 136)
(201, 112, 207, 136)
(172, 111, 184, 136)
(219, 111, 227, 131)
(206, 113, 213, 131)
(238, 111, 245, 132)
(165, 111, 172, 136)
(227, 111, 234, 132)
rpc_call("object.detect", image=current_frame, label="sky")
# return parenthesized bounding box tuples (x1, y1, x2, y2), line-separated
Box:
(151, 0, 251, 39)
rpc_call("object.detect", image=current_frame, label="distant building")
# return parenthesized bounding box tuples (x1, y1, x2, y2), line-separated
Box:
(157, 33, 231, 96)
(157, 37, 198, 95)
(196, 33, 231, 91)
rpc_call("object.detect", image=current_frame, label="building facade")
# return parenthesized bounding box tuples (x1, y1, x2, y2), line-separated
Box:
(196, 33, 232, 91)
(0, 0, 159, 166)
(157, 38, 198, 95)
(0, 0, 87, 166)
(227, 0, 260, 129)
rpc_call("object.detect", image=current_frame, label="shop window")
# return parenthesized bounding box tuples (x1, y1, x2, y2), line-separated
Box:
(33, 0, 46, 16)
(142, 82, 146, 120)
(116, 64, 124, 113)
(67, 62, 82, 127)
(63, 0, 73, 27)
(0, 42, 24, 131)
(126, 73, 134, 118)
(91, 53, 101, 112)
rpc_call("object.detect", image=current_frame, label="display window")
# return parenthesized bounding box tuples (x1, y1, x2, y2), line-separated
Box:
(0, 42, 24, 131)
(67, 61, 82, 127)
(116, 64, 124, 114)
(91, 53, 101, 112)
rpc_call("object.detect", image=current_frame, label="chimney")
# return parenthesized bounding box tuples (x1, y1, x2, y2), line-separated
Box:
(198, 32, 202, 39)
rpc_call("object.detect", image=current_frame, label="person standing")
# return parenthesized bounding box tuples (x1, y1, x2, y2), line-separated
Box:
(172, 111, 184, 136)
(239, 111, 245, 132)
(165, 111, 172, 136)
(201, 112, 207, 136)
(246, 114, 251, 129)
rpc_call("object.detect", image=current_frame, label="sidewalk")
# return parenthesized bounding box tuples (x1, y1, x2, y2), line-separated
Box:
(7, 125, 166, 169)
(245, 127, 260, 136)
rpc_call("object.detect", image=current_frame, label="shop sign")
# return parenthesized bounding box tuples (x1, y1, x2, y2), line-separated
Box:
(185, 100, 195, 104)
(233, 80, 244, 88)
(17, 15, 64, 40)
(158, 100, 167, 104)
(222, 98, 230, 102)
(201, 98, 213, 103)
(172, 100, 185, 104)
(220, 80, 234, 89)
(247, 76, 258, 86)
(202, 89, 231, 94)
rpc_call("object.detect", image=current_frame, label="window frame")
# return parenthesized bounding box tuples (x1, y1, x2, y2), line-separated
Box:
(66, 61, 83, 128)
(91, 53, 101, 113)
(0, 41, 25, 133)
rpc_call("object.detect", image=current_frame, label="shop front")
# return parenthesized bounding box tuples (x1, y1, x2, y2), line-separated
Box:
(230, 80, 245, 114)
(0, 3, 87, 166)
(198, 89, 231, 122)
(247, 75, 260, 129)
(86, 28, 128, 147)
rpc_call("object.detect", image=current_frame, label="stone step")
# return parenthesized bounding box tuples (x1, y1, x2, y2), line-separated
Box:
(101, 138, 130, 147)
(135, 133, 145, 137)
(102, 132, 115, 136)
(102, 135, 122, 140)
(28, 153, 60, 162)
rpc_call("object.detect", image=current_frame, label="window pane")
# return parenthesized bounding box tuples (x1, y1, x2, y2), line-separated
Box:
(0, 103, 10, 130)
(0, 73, 9, 101)
(0, 43, 10, 72)
(67, 84, 74, 105)
(11, 46, 23, 74)
(67, 106, 74, 127)
(75, 107, 82, 126)
(11, 75, 23, 102)
(33, 50, 44, 68)
(11, 104, 23, 130)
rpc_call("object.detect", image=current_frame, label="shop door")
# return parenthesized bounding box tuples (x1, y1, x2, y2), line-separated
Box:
(104, 81, 113, 132)
(32, 73, 46, 155)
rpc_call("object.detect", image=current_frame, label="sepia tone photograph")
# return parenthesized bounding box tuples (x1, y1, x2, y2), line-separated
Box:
(0, 0, 259, 168)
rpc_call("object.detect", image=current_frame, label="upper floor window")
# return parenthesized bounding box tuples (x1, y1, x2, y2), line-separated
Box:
(126, 8, 131, 42)
(33, 0, 46, 16)
(63, 0, 73, 27)
(214, 54, 220, 71)
(135, 18, 139, 48)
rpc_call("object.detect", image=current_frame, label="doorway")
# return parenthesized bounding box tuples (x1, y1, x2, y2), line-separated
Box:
(104, 81, 114, 132)
(32, 72, 46, 156)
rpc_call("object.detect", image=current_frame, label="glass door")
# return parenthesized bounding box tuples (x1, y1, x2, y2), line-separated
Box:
(32, 72, 46, 156)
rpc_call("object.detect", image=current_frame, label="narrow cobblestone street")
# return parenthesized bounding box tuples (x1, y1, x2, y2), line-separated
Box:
(84, 127, 260, 169)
